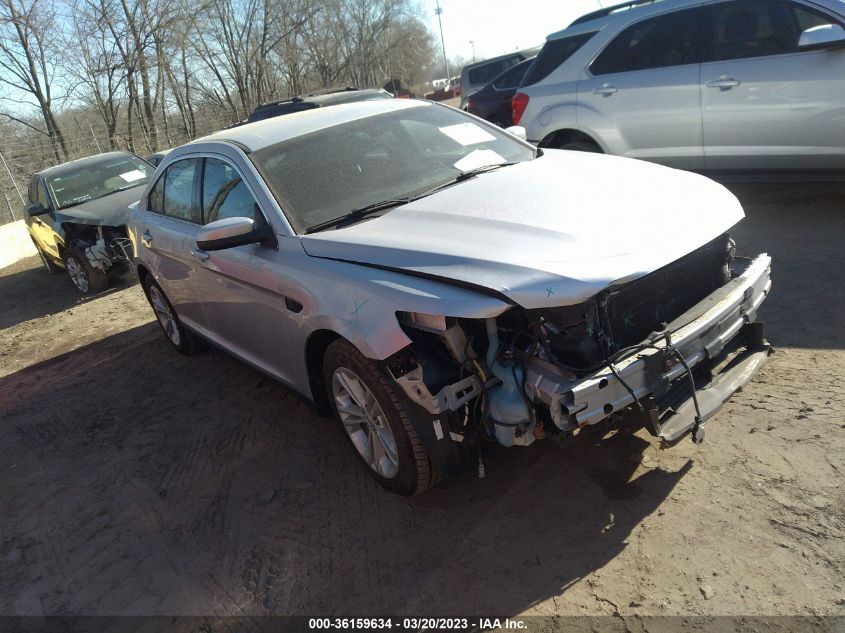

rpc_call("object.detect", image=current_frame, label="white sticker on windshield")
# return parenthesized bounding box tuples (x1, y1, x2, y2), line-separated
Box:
(439, 122, 496, 146)
(119, 169, 146, 182)
(453, 149, 506, 172)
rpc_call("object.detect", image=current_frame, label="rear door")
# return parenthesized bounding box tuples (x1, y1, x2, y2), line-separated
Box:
(701, 0, 845, 171)
(134, 157, 209, 331)
(578, 6, 706, 169)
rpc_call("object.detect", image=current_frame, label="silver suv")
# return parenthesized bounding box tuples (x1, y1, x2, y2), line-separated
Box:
(514, 0, 845, 174)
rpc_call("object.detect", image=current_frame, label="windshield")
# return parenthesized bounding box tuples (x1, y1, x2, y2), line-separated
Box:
(251, 103, 535, 233)
(48, 155, 154, 209)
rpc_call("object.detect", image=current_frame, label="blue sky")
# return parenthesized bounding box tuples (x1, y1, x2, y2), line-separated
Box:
(424, 0, 606, 62)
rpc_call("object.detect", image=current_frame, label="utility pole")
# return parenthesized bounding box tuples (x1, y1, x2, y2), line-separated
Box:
(470, 40, 476, 62)
(89, 122, 103, 153)
(434, 0, 450, 84)
(3, 190, 16, 222)
(0, 149, 24, 204)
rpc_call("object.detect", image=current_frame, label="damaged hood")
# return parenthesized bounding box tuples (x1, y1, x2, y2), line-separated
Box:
(300, 150, 744, 309)
(55, 186, 145, 227)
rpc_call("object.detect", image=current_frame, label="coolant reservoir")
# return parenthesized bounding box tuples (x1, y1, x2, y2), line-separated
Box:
(485, 318, 536, 447)
(488, 361, 536, 447)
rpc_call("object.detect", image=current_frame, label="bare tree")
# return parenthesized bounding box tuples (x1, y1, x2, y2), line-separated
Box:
(301, 0, 435, 93)
(193, 0, 319, 116)
(0, 0, 68, 161)
(117, 0, 158, 150)
(69, 0, 126, 148)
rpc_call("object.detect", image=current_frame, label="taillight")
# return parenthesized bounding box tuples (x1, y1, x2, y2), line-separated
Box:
(512, 92, 529, 126)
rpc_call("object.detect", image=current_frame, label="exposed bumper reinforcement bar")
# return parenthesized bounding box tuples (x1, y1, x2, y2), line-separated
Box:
(656, 340, 770, 443)
(525, 254, 773, 440)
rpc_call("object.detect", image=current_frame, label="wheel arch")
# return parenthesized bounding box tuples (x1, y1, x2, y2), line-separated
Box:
(305, 328, 343, 416)
(539, 128, 604, 150)
(136, 262, 152, 287)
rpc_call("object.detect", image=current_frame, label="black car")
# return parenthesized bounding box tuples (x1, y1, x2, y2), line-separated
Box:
(246, 87, 393, 124)
(144, 148, 172, 168)
(465, 58, 535, 128)
(24, 151, 154, 293)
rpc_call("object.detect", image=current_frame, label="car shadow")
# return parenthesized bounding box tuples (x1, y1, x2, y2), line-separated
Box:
(0, 255, 136, 332)
(0, 324, 690, 616)
(727, 182, 845, 350)
(8, 181, 841, 616)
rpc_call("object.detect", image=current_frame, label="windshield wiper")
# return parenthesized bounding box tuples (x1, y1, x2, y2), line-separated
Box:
(99, 183, 145, 198)
(303, 163, 517, 234)
(305, 197, 412, 234)
(454, 162, 516, 182)
(415, 162, 517, 198)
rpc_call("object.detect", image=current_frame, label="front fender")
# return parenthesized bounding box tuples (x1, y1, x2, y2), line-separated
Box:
(292, 253, 512, 362)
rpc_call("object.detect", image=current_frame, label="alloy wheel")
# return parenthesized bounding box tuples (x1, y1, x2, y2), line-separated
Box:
(148, 285, 182, 347)
(65, 256, 89, 292)
(332, 367, 399, 479)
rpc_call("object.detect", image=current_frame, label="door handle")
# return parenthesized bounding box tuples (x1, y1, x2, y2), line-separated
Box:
(706, 76, 741, 90)
(141, 230, 153, 247)
(593, 84, 619, 96)
(190, 247, 209, 262)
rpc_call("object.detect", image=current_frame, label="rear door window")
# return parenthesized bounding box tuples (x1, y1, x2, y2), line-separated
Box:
(468, 56, 521, 85)
(591, 8, 704, 75)
(522, 32, 596, 86)
(492, 59, 531, 90)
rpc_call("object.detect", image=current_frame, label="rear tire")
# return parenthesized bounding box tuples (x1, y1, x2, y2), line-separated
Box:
(63, 248, 108, 293)
(323, 338, 432, 496)
(142, 277, 204, 355)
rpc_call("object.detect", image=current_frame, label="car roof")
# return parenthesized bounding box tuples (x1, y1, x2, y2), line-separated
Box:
(461, 47, 542, 74)
(548, 0, 703, 38)
(250, 88, 390, 114)
(34, 151, 139, 178)
(192, 98, 429, 153)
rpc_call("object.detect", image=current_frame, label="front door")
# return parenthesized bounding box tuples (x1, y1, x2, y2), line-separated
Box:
(192, 157, 297, 383)
(701, 0, 845, 171)
(28, 178, 60, 259)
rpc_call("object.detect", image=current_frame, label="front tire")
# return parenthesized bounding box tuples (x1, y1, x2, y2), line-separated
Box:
(63, 248, 108, 293)
(323, 339, 432, 496)
(142, 277, 203, 355)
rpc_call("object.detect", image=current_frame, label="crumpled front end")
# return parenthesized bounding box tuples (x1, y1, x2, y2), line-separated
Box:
(66, 223, 133, 273)
(386, 234, 772, 453)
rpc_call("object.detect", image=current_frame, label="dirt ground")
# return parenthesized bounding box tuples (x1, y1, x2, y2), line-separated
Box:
(1, 182, 844, 620)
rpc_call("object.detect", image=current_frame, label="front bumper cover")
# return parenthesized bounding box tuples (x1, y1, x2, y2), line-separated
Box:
(524, 254, 772, 442)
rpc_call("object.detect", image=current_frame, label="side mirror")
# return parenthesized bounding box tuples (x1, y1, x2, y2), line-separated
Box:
(799, 24, 845, 51)
(26, 202, 49, 217)
(505, 125, 527, 140)
(196, 216, 274, 251)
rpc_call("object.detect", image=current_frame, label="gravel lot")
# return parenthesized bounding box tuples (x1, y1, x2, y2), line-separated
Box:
(1, 182, 843, 619)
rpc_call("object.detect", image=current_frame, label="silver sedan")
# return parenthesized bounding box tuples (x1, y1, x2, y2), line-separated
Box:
(129, 99, 771, 495)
